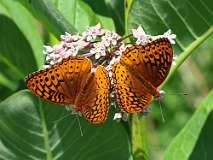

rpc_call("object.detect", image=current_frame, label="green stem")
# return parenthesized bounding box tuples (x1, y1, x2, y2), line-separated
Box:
(131, 115, 148, 160)
(124, 0, 133, 36)
(161, 26, 213, 87)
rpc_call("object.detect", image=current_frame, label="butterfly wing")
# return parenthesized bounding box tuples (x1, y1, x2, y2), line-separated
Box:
(120, 38, 173, 87)
(112, 62, 152, 113)
(75, 65, 110, 124)
(25, 57, 91, 104)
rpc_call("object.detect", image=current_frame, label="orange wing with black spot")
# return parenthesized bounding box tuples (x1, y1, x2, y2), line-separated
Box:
(120, 38, 173, 87)
(25, 57, 91, 104)
(75, 65, 110, 124)
(112, 62, 152, 113)
(112, 38, 173, 113)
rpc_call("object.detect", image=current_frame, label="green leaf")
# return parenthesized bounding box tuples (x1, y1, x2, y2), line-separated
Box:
(128, 0, 213, 53)
(83, 0, 125, 33)
(0, 15, 36, 79)
(0, 90, 131, 159)
(52, 0, 99, 32)
(52, 0, 119, 32)
(19, 0, 77, 37)
(0, 0, 43, 71)
(163, 89, 213, 160)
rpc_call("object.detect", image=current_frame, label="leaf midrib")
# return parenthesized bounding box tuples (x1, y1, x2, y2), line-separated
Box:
(38, 100, 53, 160)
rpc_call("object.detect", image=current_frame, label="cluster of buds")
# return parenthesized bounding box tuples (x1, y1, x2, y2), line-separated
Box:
(43, 23, 176, 70)
(43, 23, 124, 69)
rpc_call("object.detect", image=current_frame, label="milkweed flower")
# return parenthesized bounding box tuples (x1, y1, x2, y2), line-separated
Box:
(90, 42, 107, 59)
(132, 26, 176, 45)
(82, 23, 105, 42)
(132, 26, 152, 45)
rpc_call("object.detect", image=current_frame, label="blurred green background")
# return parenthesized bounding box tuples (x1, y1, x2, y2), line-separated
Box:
(0, 0, 213, 160)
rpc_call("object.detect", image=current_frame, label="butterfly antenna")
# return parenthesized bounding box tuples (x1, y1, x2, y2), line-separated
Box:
(157, 97, 165, 123)
(52, 113, 72, 124)
(164, 92, 189, 96)
(76, 114, 84, 136)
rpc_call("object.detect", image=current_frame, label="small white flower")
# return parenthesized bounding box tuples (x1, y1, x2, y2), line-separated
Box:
(103, 40, 111, 47)
(106, 57, 120, 70)
(45, 56, 51, 61)
(95, 52, 101, 59)
(108, 70, 113, 78)
(91, 67, 96, 73)
(43, 45, 53, 54)
(114, 43, 127, 56)
(61, 32, 81, 42)
(48, 52, 57, 59)
(132, 26, 152, 45)
(86, 35, 93, 42)
(163, 29, 176, 44)
(101, 31, 120, 47)
(112, 39, 117, 46)
(43, 65, 50, 69)
(50, 61, 55, 65)
(73, 38, 90, 50)
(152, 29, 176, 44)
(172, 55, 177, 65)
(132, 25, 146, 39)
(90, 42, 106, 59)
(57, 57, 63, 63)
(159, 90, 165, 95)
(82, 23, 105, 42)
(113, 112, 122, 120)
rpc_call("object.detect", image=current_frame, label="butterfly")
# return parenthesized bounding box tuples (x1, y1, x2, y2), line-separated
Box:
(25, 57, 110, 124)
(112, 38, 173, 113)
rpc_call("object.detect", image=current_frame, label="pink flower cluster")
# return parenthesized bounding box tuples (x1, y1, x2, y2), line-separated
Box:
(43, 23, 123, 68)
(43, 24, 176, 69)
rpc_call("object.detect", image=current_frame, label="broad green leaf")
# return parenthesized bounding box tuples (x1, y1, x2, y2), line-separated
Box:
(19, 0, 77, 37)
(0, 90, 131, 159)
(83, 0, 125, 33)
(0, 14, 36, 91)
(52, 0, 117, 32)
(0, 73, 16, 90)
(52, 0, 99, 32)
(0, 0, 43, 70)
(189, 111, 213, 160)
(163, 89, 213, 160)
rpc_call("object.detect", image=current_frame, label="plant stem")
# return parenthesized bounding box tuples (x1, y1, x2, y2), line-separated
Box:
(124, 0, 133, 36)
(131, 115, 148, 160)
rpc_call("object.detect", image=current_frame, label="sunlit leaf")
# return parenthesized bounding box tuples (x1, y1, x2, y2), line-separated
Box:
(163, 89, 213, 160)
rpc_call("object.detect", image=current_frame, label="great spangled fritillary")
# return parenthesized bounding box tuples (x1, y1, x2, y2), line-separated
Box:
(25, 57, 110, 124)
(112, 38, 173, 113)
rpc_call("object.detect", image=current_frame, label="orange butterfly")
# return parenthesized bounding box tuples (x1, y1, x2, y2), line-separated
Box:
(25, 57, 110, 124)
(112, 38, 173, 113)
